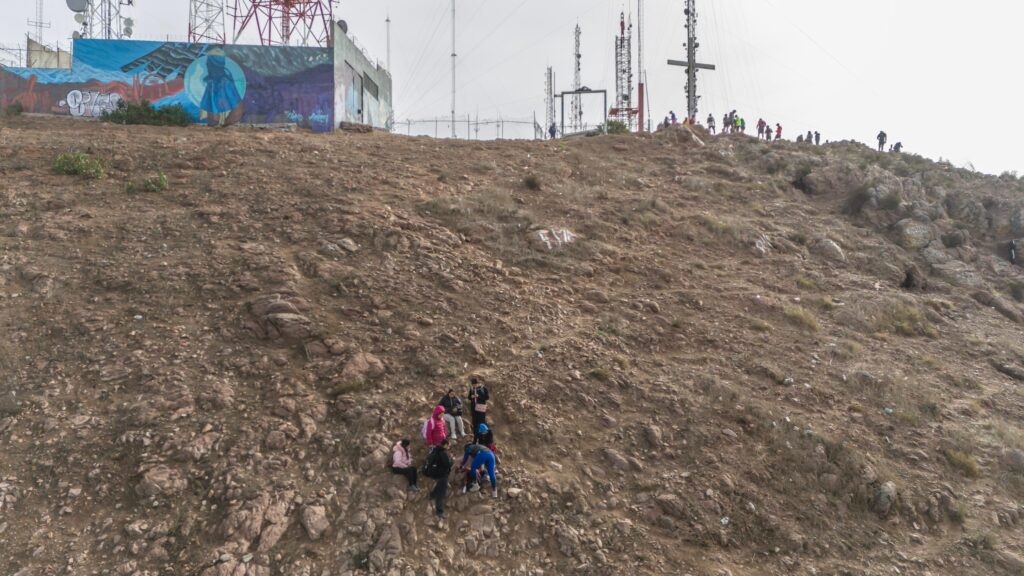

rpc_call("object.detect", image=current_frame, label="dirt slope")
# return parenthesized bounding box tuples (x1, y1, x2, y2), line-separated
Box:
(2, 115, 1024, 576)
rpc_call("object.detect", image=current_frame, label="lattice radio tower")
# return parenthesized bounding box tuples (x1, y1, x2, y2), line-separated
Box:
(609, 12, 636, 130)
(77, 0, 134, 40)
(232, 0, 336, 46)
(569, 24, 583, 132)
(544, 66, 556, 136)
(190, 0, 227, 43)
(28, 0, 51, 43)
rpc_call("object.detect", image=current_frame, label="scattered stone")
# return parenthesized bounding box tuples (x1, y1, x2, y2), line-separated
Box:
(873, 481, 898, 517)
(300, 505, 329, 541)
(809, 238, 846, 262)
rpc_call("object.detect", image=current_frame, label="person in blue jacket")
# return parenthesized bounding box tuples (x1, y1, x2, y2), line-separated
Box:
(459, 443, 497, 498)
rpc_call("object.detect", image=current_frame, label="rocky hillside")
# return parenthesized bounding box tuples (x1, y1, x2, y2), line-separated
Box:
(2, 115, 1024, 576)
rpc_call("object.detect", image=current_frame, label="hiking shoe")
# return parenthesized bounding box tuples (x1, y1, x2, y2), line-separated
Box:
(409, 485, 420, 492)
(461, 486, 467, 494)
(468, 484, 480, 493)
(492, 489, 498, 498)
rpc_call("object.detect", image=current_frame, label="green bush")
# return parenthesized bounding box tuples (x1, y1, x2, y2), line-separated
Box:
(53, 152, 105, 179)
(605, 120, 629, 135)
(4, 103, 24, 117)
(101, 100, 192, 126)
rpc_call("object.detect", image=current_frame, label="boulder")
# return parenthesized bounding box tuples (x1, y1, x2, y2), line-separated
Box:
(300, 505, 330, 541)
(340, 352, 385, 384)
(135, 465, 187, 498)
(809, 238, 846, 262)
(894, 219, 933, 250)
(873, 481, 898, 517)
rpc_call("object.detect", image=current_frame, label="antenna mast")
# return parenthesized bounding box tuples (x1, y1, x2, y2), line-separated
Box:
(668, 0, 715, 121)
(637, 0, 645, 131)
(28, 0, 51, 43)
(232, 0, 336, 46)
(450, 0, 457, 138)
(610, 12, 636, 130)
(570, 24, 582, 132)
(386, 14, 392, 72)
(544, 66, 556, 137)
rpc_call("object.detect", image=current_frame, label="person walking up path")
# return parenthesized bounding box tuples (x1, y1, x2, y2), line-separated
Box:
(424, 439, 453, 520)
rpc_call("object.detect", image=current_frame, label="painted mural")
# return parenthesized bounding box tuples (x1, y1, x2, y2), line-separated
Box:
(0, 39, 334, 132)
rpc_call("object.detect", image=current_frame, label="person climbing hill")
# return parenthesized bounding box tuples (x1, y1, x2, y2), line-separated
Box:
(390, 439, 419, 492)
(424, 405, 448, 447)
(423, 438, 453, 520)
(460, 443, 498, 498)
(468, 376, 489, 434)
(877, 130, 888, 152)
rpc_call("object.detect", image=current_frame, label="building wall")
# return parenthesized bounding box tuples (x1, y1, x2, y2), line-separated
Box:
(26, 39, 72, 69)
(333, 25, 392, 130)
(0, 39, 334, 132)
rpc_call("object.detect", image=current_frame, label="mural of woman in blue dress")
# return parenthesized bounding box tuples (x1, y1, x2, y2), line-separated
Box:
(184, 48, 247, 123)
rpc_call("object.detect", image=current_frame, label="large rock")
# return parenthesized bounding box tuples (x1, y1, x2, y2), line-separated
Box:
(135, 465, 187, 498)
(809, 238, 846, 262)
(300, 505, 330, 541)
(872, 481, 898, 517)
(894, 219, 933, 250)
(1004, 449, 1024, 473)
(340, 352, 385, 384)
(799, 161, 865, 197)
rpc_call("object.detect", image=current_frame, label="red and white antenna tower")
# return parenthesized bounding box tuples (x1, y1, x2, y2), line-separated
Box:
(609, 12, 637, 130)
(189, 0, 226, 43)
(232, 0, 336, 46)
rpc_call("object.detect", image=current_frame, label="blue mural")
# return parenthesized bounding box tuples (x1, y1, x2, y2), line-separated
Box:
(0, 39, 334, 132)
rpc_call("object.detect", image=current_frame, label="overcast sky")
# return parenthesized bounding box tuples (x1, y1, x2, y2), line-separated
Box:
(1, 1, 1021, 175)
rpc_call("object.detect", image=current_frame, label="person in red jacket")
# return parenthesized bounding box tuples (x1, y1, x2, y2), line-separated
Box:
(425, 405, 448, 447)
(775, 123, 782, 141)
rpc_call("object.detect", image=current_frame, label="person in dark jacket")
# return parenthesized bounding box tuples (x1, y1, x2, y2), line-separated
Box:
(427, 438, 453, 519)
(468, 376, 489, 433)
(459, 443, 498, 498)
(459, 443, 492, 493)
(439, 389, 466, 439)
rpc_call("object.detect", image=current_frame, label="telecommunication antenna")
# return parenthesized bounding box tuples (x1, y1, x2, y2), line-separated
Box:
(385, 13, 391, 72)
(29, 0, 52, 43)
(668, 0, 716, 120)
(569, 24, 582, 132)
(190, 0, 227, 43)
(70, 0, 135, 40)
(544, 66, 556, 137)
(450, 0, 457, 138)
(609, 12, 636, 130)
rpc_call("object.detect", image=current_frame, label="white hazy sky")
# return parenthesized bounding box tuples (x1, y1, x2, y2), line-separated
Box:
(1, 1, 1021, 175)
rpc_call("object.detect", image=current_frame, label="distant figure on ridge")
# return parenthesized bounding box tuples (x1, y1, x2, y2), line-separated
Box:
(722, 113, 730, 134)
(814, 131, 821, 145)
(877, 130, 887, 152)
(548, 123, 557, 140)
(707, 114, 716, 134)
(806, 130, 813, 143)
(391, 439, 419, 492)
(893, 142, 903, 153)
(670, 110, 678, 124)
(796, 134, 804, 144)
(775, 123, 782, 141)
(757, 118, 766, 139)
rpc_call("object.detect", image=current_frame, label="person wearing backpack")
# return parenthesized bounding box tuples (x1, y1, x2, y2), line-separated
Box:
(424, 405, 448, 447)
(468, 377, 489, 434)
(423, 438, 453, 519)
(390, 439, 419, 492)
(438, 389, 466, 439)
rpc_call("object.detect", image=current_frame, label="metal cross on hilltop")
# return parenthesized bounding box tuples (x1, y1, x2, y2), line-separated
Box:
(667, 0, 716, 120)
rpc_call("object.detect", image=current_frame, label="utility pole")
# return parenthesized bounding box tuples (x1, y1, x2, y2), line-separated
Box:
(544, 67, 556, 137)
(637, 0, 645, 131)
(668, 0, 716, 121)
(450, 0, 457, 138)
(386, 14, 392, 72)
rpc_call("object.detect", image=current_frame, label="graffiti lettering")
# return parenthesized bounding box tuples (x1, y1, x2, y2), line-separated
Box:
(533, 228, 577, 251)
(60, 90, 122, 118)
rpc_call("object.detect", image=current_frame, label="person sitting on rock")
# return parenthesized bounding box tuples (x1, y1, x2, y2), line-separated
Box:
(459, 443, 497, 498)
(468, 376, 489, 434)
(391, 438, 419, 492)
(425, 405, 448, 447)
(439, 389, 466, 439)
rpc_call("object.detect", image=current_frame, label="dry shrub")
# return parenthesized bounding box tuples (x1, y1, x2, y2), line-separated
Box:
(837, 295, 938, 338)
(783, 304, 820, 332)
(943, 447, 981, 478)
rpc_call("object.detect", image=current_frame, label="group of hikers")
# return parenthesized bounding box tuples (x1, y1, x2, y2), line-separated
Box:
(658, 109, 904, 154)
(389, 376, 499, 520)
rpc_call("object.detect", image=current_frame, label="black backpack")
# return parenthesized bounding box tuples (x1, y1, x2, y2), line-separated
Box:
(422, 448, 444, 479)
